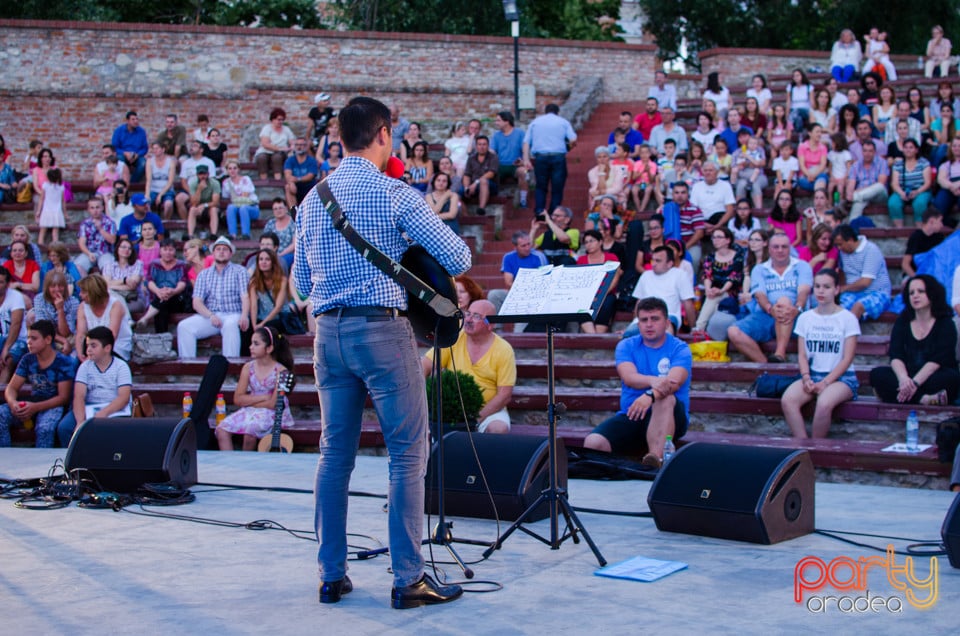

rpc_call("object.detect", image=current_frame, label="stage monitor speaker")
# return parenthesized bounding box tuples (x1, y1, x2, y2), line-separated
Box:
(647, 442, 815, 544)
(426, 431, 566, 521)
(941, 493, 960, 569)
(64, 417, 198, 493)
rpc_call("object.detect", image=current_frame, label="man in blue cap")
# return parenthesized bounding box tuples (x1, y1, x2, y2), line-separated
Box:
(118, 193, 165, 242)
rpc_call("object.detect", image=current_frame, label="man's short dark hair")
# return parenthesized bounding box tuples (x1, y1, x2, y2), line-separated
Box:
(497, 111, 514, 126)
(260, 231, 280, 248)
(861, 139, 876, 150)
(663, 138, 676, 147)
(29, 319, 56, 340)
(583, 229, 602, 242)
(652, 245, 674, 259)
(0, 268, 11, 283)
(831, 224, 858, 243)
(166, 113, 178, 122)
(86, 326, 115, 350)
(545, 103, 560, 115)
(475, 134, 489, 144)
(125, 110, 138, 119)
(922, 207, 943, 223)
(671, 181, 688, 192)
(272, 197, 285, 206)
(620, 111, 633, 118)
(635, 297, 669, 319)
(339, 96, 391, 153)
(102, 144, 115, 152)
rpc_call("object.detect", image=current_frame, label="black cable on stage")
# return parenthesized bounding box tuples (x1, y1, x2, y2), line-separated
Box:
(571, 505, 654, 518)
(194, 481, 387, 499)
(813, 529, 947, 557)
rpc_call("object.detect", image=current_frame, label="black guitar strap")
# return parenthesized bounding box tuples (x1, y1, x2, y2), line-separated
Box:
(315, 179, 459, 318)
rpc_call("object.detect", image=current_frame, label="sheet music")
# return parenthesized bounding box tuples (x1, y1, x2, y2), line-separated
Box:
(498, 263, 618, 317)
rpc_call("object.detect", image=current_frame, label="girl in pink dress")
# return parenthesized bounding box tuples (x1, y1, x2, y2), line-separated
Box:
(216, 326, 295, 451)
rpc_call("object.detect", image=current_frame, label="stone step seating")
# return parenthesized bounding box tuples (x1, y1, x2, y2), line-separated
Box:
(128, 367, 957, 445)
(124, 377, 953, 483)
(132, 358, 888, 394)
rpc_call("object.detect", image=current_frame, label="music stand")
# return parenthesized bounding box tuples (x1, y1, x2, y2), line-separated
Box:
(482, 264, 614, 566)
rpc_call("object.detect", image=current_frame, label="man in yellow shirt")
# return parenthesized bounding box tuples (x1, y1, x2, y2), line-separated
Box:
(422, 299, 516, 434)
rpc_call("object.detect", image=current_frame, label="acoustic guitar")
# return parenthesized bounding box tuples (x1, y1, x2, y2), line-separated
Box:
(257, 370, 295, 453)
(401, 244, 462, 348)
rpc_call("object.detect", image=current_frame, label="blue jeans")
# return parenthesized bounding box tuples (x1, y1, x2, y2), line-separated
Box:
(887, 191, 932, 222)
(533, 152, 568, 214)
(797, 173, 828, 191)
(0, 404, 65, 448)
(226, 204, 260, 236)
(57, 411, 78, 448)
(933, 188, 959, 215)
(831, 65, 858, 82)
(126, 155, 146, 184)
(312, 314, 427, 587)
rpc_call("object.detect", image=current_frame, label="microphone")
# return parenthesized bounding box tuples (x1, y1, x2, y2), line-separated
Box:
(385, 155, 406, 180)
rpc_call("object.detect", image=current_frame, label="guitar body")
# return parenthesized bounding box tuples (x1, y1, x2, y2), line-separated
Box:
(258, 432, 294, 453)
(401, 245, 462, 348)
(258, 370, 296, 454)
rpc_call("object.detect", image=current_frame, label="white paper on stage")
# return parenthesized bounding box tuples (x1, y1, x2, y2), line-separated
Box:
(498, 262, 619, 318)
(594, 555, 688, 582)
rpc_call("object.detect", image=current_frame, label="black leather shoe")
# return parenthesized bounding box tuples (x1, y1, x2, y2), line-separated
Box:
(391, 574, 463, 609)
(319, 575, 353, 604)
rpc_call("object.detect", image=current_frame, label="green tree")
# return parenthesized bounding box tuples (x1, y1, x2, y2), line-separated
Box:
(6, 0, 323, 28)
(332, 0, 505, 34)
(332, 0, 621, 40)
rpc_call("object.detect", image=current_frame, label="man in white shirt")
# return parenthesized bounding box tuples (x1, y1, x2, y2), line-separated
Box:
(690, 161, 736, 229)
(631, 245, 696, 333)
(647, 71, 678, 111)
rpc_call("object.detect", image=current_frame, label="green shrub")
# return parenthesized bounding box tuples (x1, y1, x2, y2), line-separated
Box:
(426, 369, 484, 425)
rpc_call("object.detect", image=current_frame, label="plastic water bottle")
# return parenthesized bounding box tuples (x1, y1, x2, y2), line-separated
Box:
(905, 411, 919, 452)
(663, 435, 676, 465)
(215, 394, 227, 426)
(182, 392, 193, 420)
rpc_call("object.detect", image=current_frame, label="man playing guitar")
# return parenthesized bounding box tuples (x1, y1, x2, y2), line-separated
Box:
(292, 96, 471, 609)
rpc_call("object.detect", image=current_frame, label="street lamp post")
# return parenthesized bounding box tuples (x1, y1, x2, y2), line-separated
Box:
(502, 1, 520, 121)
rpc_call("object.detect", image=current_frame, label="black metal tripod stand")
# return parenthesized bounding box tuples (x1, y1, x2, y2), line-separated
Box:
(482, 323, 606, 566)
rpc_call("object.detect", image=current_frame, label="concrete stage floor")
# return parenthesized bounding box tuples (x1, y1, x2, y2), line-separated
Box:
(1, 448, 957, 635)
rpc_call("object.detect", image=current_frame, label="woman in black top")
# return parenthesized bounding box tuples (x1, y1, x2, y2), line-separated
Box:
(870, 275, 959, 405)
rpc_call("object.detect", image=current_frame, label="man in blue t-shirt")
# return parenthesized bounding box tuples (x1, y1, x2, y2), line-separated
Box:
(119, 194, 166, 242)
(284, 137, 319, 208)
(584, 297, 692, 468)
(728, 232, 813, 363)
(491, 111, 529, 208)
(486, 230, 547, 319)
(0, 320, 77, 448)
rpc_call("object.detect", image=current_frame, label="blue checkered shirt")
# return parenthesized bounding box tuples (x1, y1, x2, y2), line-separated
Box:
(193, 262, 248, 314)
(293, 155, 472, 313)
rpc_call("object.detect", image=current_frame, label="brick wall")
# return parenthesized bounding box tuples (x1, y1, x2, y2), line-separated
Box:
(0, 20, 658, 179)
